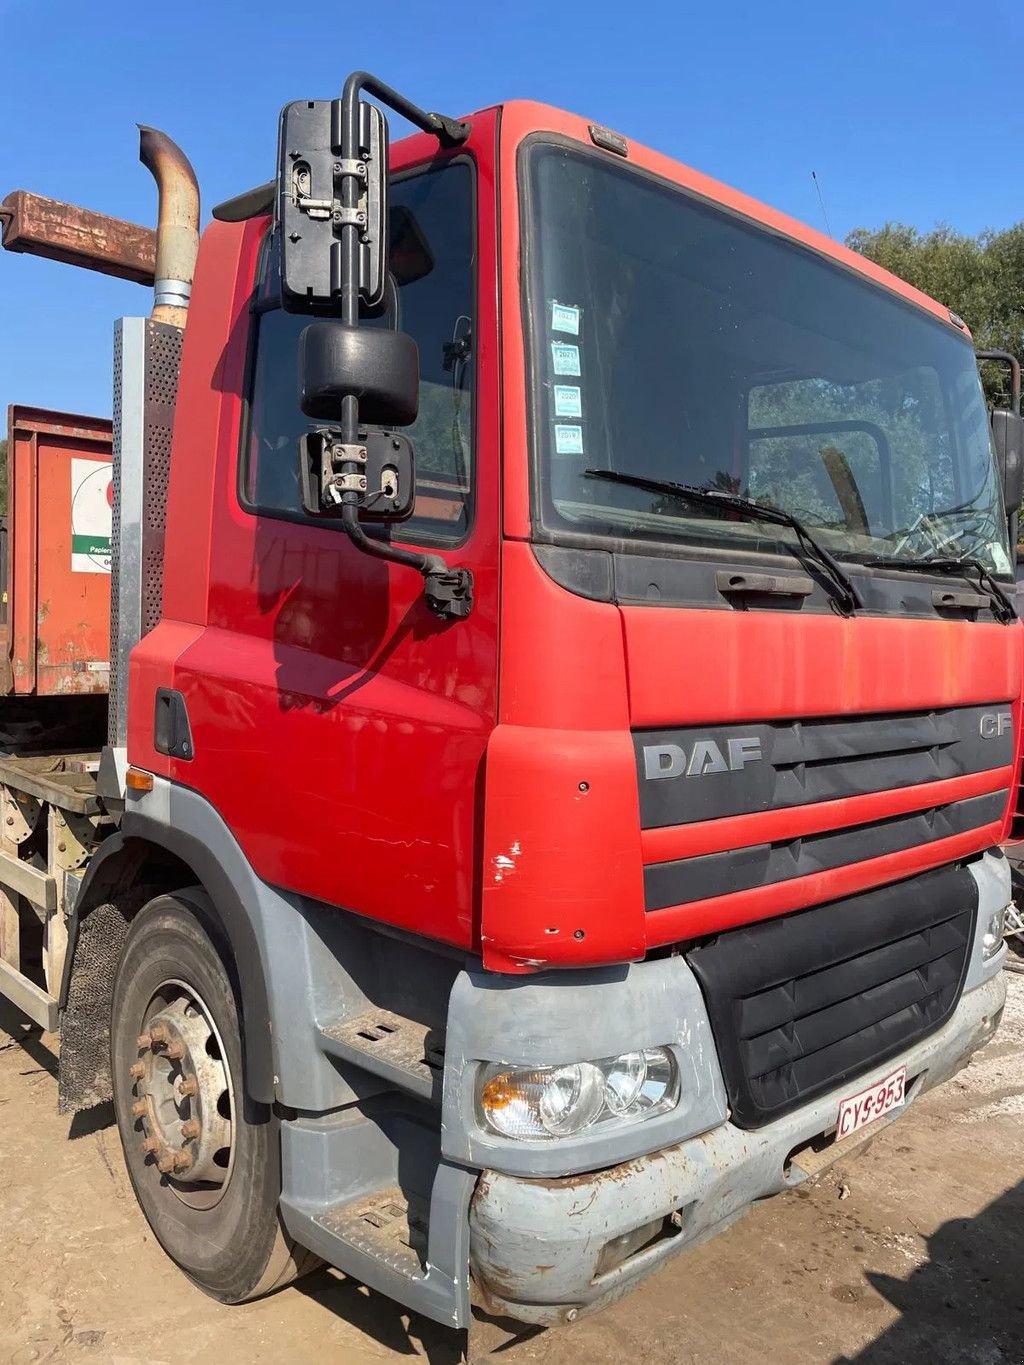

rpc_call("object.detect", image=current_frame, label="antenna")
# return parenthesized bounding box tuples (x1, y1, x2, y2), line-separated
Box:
(811, 170, 833, 239)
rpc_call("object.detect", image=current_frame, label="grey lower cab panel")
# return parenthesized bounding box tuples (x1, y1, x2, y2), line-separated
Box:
(470, 971, 1005, 1326)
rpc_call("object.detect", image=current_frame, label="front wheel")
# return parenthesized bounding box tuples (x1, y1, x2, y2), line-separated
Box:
(110, 890, 313, 1301)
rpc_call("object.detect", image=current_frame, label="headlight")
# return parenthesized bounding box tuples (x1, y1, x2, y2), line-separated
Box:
(983, 906, 1008, 958)
(477, 1047, 678, 1140)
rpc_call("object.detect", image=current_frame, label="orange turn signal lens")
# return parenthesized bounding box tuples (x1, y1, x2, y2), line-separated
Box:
(126, 767, 154, 792)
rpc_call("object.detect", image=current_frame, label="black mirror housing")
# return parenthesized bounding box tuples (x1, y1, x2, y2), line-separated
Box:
(299, 321, 419, 427)
(277, 97, 389, 314)
(992, 409, 1024, 513)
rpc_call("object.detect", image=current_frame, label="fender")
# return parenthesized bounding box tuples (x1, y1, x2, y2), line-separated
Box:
(118, 776, 423, 1113)
(121, 810, 276, 1102)
(61, 821, 276, 1103)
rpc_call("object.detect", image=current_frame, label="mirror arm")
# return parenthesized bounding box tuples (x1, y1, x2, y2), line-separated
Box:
(977, 349, 1022, 416)
(339, 503, 474, 620)
(340, 71, 470, 147)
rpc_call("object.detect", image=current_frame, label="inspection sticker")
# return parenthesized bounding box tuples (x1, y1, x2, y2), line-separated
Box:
(553, 384, 583, 418)
(554, 424, 585, 456)
(550, 301, 581, 336)
(551, 342, 581, 376)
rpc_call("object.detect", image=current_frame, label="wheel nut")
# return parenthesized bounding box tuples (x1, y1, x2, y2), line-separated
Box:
(173, 1150, 193, 1173)
(178, 1076, 198, 1098)
(129, 1062, 145, 1081)
(165, 1041, 185, 1060)
(157, 1150, 176, 1174)
(149, 1024, 169, 1045)
(131, 1100, 148, 1119)
(142, 1136, 160, 1155)
(181, 1119, 201, 1141)
(136, 1032, 152, 1049)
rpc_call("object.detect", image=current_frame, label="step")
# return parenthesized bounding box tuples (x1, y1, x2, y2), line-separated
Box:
(280, 1115, 475, 1330)
(316, 1186, 428, 1282)
(317, 1006, 445, 1102)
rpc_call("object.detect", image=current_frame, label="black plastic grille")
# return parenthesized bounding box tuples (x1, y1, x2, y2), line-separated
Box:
(687, 864, 977, 1128)
(645, 789, 1006, 909)
(635, 704, 1014, 829)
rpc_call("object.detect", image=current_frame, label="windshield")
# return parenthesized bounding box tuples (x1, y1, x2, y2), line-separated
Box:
(523, 142, 1012, 578)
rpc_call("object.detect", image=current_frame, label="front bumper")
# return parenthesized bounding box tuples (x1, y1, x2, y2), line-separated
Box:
(469, 969, 1005, 1325)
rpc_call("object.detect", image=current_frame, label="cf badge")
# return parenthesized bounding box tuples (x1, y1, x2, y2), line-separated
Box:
(979, 712, 1012, 739)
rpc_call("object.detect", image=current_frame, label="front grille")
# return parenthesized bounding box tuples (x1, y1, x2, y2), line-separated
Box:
(645, 789, 1006, 910)
(635, 704, 1014, 829)
(687, 864, 976, 1128)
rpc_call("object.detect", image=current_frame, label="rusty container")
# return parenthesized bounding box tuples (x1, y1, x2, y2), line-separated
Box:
(2, 406, 113, 696)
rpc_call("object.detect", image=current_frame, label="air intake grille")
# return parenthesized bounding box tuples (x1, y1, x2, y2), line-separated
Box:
(645, 789, 1006, 909)
(635, 704, 1014, 829)
(687, 864, 976, 1128)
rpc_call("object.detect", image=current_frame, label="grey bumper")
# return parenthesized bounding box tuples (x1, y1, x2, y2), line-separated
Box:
(470, 970, 1005, 1326)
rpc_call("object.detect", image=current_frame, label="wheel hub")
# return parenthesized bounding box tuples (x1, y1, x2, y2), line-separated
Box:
(128, 982, 234, 1206)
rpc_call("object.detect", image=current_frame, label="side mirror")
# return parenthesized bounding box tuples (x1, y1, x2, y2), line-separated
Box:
(992, 409, 1024, 513)
(277, 97, 388, 313)
(299, 320, 418, 426)
(298, 321, 418, 520)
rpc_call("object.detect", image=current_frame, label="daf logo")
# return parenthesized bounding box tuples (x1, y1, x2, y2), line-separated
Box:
(643, 736, 763, 780)
(979, 712, 1012, 739)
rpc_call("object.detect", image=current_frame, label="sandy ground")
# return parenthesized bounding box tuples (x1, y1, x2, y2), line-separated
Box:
(1, 974, 1022, 1365)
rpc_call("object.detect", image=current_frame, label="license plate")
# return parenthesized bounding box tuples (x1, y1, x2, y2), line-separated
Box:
(836, 1064, 907, 1140)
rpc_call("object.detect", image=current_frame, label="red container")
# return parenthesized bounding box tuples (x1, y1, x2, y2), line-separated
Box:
(3, 406, 113, 696)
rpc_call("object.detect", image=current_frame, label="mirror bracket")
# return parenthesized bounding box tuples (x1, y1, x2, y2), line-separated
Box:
(299, 428, 415, 523)
(424, 567, 474, 620)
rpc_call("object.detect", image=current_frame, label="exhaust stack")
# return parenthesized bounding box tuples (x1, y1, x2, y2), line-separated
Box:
(138, 125, 199, 326)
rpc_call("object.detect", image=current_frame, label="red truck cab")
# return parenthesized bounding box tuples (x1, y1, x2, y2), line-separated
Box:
(2, 83, 1016, 1331)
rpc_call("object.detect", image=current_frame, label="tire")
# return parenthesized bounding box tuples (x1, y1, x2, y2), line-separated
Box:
(110, 889, 317, 1302)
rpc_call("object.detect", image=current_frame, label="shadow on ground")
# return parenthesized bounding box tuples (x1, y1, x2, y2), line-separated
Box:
(295, 1271, 544, 1362)
(837, 1178, 1024, 1363)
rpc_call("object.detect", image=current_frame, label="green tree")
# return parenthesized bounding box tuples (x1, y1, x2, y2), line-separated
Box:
(846, 222, 1024, 410)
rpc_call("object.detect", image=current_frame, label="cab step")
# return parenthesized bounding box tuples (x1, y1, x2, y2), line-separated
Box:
(317, 1006, 445, 1102)
(279, 1110, 474, 1329)
(316, 1186, 429, 1281)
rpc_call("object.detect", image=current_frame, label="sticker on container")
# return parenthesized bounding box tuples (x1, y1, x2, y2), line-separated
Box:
(554, 424, 585, 456)
(550, 301, 581, 336)
(71, 457, 113, 574)
(551, 342, 581, 377)
(553, 384, 583, 418)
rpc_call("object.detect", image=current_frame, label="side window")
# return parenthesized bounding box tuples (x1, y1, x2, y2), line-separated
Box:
(243, 162, 475, 543)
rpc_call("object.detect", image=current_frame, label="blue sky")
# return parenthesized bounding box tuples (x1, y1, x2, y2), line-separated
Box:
(0, 0, 1017, 422)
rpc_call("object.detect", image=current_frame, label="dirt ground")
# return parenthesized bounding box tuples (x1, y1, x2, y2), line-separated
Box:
(1, 975, 1022, 1365)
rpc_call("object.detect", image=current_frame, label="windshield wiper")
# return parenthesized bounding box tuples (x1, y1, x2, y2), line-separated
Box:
(862, 554, 1017, 624)
(584, 469, 862, 614)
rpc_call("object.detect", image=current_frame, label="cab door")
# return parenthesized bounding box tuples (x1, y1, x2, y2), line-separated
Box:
(171, 116, 500, 952)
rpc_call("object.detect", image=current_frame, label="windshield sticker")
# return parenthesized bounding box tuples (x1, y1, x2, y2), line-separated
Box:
(989, 542, 1012, 575)
(553, 384, 583, 418)
(550, 301, 581, 336)
(554, 423, 585, 456)
(551, 342, 581, 376)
